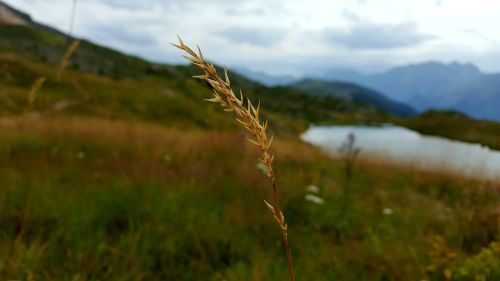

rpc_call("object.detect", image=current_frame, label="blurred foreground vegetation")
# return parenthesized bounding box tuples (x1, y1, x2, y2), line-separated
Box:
(0, 116, 499, 280)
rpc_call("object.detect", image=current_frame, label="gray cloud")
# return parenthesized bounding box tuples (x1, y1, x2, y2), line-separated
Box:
(4, 0, 497, 76)
(216, 26, 287, 47)
(326, 21, 437, 49)
(463, 29, 499, 47)
(341, 9, 362, 22)
(224, 7, 267, 17)
(84, 24, 157, 46)
(97, 0, 156, 10)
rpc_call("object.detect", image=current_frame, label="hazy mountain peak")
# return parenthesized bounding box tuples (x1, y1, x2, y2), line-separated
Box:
(387, 61, 481, 75)
(291, 78, 416, 117)
(232, 67, 299, 86)
(0, 1, 31, 25)
(322, 60, 485, 112)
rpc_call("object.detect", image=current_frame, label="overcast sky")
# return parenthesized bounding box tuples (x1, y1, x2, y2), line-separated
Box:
(5, 0, 500, 76)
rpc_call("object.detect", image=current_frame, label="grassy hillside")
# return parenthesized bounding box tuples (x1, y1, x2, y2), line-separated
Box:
(398, 110, 500, 150)
(291, 79, 416, 117)
(0, 24, 151, 79)
(0, 24, 391, 135)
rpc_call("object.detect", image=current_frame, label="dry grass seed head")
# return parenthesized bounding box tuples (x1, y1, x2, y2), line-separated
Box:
(173, 36, 294, 281)
(172, 36, 275, 177)
(56, 40, 80, 81)
(25, 76, 47, 113)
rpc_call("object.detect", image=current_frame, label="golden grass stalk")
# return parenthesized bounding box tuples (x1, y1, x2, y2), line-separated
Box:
(25, 76, 46, 113)
(172, 36, 295, 281)
(56, 40, 80, 81)
(24, 39, 81, 115)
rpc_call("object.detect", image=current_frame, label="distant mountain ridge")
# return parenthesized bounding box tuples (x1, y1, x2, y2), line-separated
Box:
(241, 60, 500, 120)
(323, 62, 483, 111)
(232, 67, 298, 86)
(233, 61, 500, 121)
(0, 1, 31, 25)
(436, 73, 500, 120)
(291, 79, 416, 117)
(322, 62, 500, 121)
(233, 67, 420, 116)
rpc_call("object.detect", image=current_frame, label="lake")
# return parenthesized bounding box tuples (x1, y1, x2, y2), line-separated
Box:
(301, 125, 500, 180)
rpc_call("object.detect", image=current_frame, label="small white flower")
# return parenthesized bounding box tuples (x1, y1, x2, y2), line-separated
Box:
(256, 162, 268, 175)
(382, 208, 394, 215)
(306, 185, 320, 193)
(305, 194, 324, 205)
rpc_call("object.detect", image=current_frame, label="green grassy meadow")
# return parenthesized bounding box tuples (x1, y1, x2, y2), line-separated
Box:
(1, 116, 499, 280)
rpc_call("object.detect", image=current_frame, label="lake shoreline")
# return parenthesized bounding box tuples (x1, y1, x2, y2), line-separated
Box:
(301, 124, 500, 181)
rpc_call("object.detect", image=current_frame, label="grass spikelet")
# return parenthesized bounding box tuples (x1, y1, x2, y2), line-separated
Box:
(25, 76, 46, 113)
(173, 36, 295, 281)
(56, 40, 80, 81)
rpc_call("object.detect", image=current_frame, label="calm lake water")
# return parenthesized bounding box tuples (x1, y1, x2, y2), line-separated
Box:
(301, 125, 500, 180)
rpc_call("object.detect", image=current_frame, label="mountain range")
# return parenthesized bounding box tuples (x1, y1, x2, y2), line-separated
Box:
(290, 79, 416, 117)
(322, 62, 483, 112)
(232, 67, 298, 86)
(0, 1, 30, 25)
(240, 61, 500, 121)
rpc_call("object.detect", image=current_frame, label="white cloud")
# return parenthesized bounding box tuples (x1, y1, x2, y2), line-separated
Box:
(325, 21, 437, 49)
(3, 0, 500, 75)
(216, 26, 288, 47)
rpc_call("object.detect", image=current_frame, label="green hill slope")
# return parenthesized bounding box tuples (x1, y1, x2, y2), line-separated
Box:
(1, 17, 499, 149)
(291, 79, 416, 117)
(0, 23, 390, 135)
(397, 110, 500, 150)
